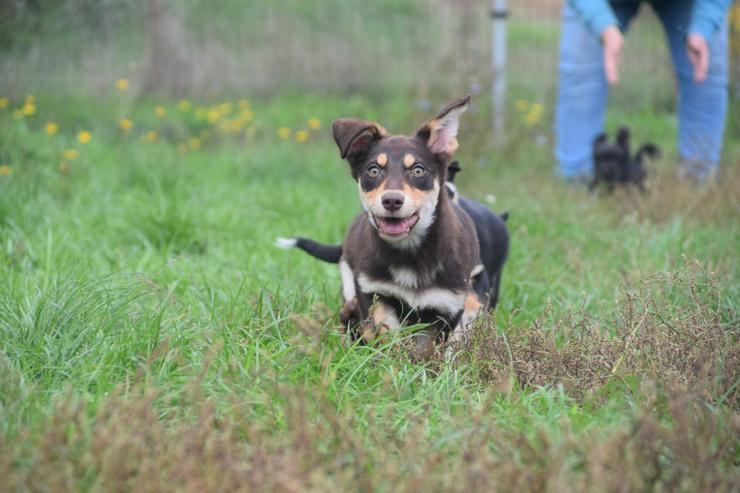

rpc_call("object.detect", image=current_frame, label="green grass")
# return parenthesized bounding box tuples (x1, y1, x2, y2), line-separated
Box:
(0, 85, 738, 490)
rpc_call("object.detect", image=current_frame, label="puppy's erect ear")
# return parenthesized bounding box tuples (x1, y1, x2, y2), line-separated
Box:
(616, 126, 630, 153)
(416, 96, 470, 157)
(332, 118, 387, 160)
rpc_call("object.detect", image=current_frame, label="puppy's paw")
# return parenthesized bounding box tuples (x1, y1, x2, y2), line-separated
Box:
(339, 298, 359, 328)
(410, 328, 440, 363)
(359, 320, 389, 343)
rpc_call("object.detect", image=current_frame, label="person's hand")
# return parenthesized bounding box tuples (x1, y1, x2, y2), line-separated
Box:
(686, 33, 709, 83)
(601, 25, 623, 85)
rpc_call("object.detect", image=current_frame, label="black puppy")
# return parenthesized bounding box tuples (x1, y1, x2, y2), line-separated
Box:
(444, 161, 509, 308)
(590, 126, 660, 192)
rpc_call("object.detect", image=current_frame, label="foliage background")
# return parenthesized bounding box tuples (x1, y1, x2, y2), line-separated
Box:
(0, 1, 738, 490)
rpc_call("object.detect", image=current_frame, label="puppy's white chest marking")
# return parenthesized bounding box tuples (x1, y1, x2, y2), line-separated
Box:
(389, 266, 420, 289)
(357, 274, 465, 315)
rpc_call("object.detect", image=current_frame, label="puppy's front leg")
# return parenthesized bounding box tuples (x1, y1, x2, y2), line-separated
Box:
(338, 297, 360, 333)
(411, 326, 441, 362)
(346, 288, 375, 342)
(447, 291, 484, 345)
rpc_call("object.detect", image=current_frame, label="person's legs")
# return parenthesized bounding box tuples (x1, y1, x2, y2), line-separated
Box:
(654, 0, 728, 178)
(554, 3, 639, 179)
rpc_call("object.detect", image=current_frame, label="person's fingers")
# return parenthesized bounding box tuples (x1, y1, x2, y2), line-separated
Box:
(686, 33, 709, 83)
(604, 48, 619, 84)
(696, 46, 708, 82)
(601, 26, 623, 85)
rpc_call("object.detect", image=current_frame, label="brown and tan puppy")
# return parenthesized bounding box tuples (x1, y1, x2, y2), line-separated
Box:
(332, 96, 484, 360)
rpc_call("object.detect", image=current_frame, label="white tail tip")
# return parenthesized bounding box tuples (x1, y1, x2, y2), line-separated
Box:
(275, 237, 297, 249)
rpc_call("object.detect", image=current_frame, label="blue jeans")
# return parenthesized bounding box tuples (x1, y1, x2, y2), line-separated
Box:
(555, 1, 729, 179)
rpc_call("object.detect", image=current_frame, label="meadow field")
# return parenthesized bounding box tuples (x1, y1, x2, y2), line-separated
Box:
(1, 1, 739, 491)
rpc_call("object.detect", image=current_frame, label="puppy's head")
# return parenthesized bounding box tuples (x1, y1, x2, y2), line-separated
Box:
(593, 133, 626, 180)
(332, 96, 469, 249)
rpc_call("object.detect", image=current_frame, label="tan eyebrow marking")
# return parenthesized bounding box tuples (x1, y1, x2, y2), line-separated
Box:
(403, 153, 415, 168)
(376, 153, 388, 167)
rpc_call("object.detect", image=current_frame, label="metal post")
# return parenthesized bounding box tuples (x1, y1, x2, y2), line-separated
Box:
(491, 0, 507, 144)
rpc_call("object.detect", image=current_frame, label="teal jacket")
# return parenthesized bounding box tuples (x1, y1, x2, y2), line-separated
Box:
(569, 0, 732, 39)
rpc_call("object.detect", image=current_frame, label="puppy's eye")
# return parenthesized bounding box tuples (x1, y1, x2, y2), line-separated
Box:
(410, 164, 426, 177)
(366, 165, 381, 178)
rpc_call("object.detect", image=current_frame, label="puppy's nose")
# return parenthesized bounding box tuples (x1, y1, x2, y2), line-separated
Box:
(381, 192, 404, 212)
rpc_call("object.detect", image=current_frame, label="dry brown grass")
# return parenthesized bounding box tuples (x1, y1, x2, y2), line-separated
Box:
(607, 167, 740, 225)
(2, 378, 737, 492)
(455, 258, 739, 408)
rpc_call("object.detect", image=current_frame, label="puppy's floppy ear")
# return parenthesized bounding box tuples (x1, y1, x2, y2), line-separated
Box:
(416, 95, 470, 157)
(332, 118, 387, 160)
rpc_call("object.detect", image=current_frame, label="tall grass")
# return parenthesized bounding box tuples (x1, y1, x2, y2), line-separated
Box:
(0, 2, 738, 488)
(0, 87, 738, 489)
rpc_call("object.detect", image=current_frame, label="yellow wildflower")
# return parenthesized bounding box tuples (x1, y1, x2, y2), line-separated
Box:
(154, 106, 166, 118)
(77, 131, 92, 144)
(59, 162, 70, 174)
(189, 137, 201, 150)
(525, 103, 544, 126)
(63, 149, 79, 160)
(223, 118, 245, 133)
(21, 103, 36, 116)
(307, 117, 321, 130)
(115, 79, 129, 91)
(45, 122, 59, 135)
(515, 100, 529, 112)
(145, 131, 158, 142)
(240, 109, 253, 124)
(295, 130, 309, 143)
(0, 165, 12, 176)
(238, 99, 251, 111)
(0, 98, 8, 109)
(525, 110, 541, 126)
(178, 100, 191, 112)
(207, 109, 221, 124)
(25, 95, 35, 105)
(217, 102, 232, 116)
(119, 118, 133, 131)
(277, 127, 292, 140)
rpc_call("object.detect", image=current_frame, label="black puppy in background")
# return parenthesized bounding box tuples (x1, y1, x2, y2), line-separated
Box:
(445, 161, 509, 308)
(590, 127, 660, 192)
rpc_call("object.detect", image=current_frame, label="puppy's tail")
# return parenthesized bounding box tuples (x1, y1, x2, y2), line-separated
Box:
(635, 143, 660, 161)
(275, 237, 342, 264)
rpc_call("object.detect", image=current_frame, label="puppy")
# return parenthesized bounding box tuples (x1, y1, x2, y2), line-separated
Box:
(590, 127, 660, 192)
(279, 159, 510, 311)
(282, 97, 497, 359)
(443, 160, 509, 309)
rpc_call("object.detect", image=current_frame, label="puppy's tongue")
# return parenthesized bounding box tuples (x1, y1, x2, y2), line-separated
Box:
(376, 215, 418, 236)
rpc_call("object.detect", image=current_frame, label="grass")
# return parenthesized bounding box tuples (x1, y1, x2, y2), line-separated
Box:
(0, 86, 737, 490)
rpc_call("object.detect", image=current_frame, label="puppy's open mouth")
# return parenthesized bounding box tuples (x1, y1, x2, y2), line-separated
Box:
(374, 214, 419, 237)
